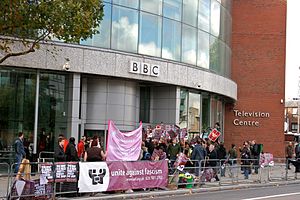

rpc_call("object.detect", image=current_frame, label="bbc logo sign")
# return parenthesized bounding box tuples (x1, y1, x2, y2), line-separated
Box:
(129, 61, 160, 77)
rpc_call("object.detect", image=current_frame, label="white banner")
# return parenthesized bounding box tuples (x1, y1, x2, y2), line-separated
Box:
(78, 162, 110, 193)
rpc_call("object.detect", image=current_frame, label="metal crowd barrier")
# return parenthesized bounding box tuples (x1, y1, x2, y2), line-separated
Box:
(2, 157, 300, 199)
(0, 162, 10, 199)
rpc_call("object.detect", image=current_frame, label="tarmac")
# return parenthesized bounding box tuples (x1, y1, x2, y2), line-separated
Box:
(58, 165, 300, 200)
(58, 179, 300, 200)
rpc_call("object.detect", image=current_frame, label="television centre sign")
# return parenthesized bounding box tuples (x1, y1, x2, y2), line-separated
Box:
(233, 109, 270, 127)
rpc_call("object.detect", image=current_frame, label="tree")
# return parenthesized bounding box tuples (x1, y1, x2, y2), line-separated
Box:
(0, 0, 104, 63)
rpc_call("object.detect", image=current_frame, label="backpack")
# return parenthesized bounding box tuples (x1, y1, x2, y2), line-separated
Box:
(296, 144, 300, 158)
(143, 152, 151, 160)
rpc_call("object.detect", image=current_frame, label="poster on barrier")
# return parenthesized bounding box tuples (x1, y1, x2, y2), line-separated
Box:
(66, 162, 78, 182)
(40, 163, 53, 182)
(78, 160, 168, 193)
(259, 153, 274, 168)
(10, 179, 53, 199)
(40, 162, 78, 182)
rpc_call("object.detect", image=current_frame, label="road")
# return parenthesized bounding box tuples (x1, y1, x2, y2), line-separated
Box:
(143, 183, 300, 200)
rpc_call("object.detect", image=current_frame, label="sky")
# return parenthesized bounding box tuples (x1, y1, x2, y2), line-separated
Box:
(285, 0, 300, 101)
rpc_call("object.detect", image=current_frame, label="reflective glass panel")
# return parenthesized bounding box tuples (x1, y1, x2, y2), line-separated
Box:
(80, 3, 112, 48)
(38, 73, 69, 152)
(188, 92, 200, 134)
(182, 25, 197, 65)
(141, 0, 162, 15)
(179, 89, 188, 129)
(197, 30, 210, 68)
(0, 67, 36, 152)
(201, 93, 210, 138)
(198, 0, 210, 32)
(111, 5, 138, 53)
(139, 12, 162, 57)
(162, 18, 181, 61)
(183, 0, 198, 26)
(209, 36, 220, 73)
(113, 0, 139, 9)
(211, 0, 221, 37)
(163, 0, 182, 21)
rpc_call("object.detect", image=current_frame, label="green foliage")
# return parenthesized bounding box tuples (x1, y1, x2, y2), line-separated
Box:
(0, 0, 104, 63)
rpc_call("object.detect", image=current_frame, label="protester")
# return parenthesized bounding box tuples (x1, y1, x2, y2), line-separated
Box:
(151, 145, 167, 161)
(207, 143, 219, 181)
(59, 134, 69, 153)
(191, 139, 206, 177)
(65, 137, 79, 161)
(286, 142, 293, 170)
(84, 140, 105, 162)
(77, 135, 86, 160)
(228, 144, 238, 177)
(139, 141, 150, 160)
(217, 142, 227, 177)
(14, 132, 26, 173)
(240, 141, 252, 179)
(250, 140, 260, 174)
(54, 138, 66, 162)
(167, 138, 181, 169)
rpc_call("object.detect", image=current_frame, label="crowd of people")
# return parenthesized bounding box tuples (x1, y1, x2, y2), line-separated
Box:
(14, 128, 264, 182)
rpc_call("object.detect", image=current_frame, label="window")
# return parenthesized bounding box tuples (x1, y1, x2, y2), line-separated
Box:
(198, 0, 210, 32)
(113, 0, 139, 9)
(162, 18, 181, 61)
(182, 25, 197, 65)
(111, 5, 138, 53)
(163, 0, 182, 21)
(139, 12, 162, 57)
(183, 0, 198, 26)
(140, 87, 150, 123)
(179, 90, 188, 129)
(140, 0, 162, 15)
(197, 30, 210, 68)
(80, 3, 112, 48)
(211, 0, 221, 37)
(188, 92, 201, 134)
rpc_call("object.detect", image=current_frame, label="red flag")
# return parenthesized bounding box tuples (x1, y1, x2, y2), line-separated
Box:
(208, 129, 221, 142)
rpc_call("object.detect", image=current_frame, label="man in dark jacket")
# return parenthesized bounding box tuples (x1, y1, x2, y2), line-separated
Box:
(217, 142, 227, 176)
(65, 137, 79, 161)
(191, 139, 206, 177)
(14, 132, 26, 173)
(208, 143, 219, 181)
(54, 138, 66, 162)
(251, 140, 260, 174)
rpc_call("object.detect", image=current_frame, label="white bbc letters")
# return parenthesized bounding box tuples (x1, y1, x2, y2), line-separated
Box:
(129, 61, 160, 77)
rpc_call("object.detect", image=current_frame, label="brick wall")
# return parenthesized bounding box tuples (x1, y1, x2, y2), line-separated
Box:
(224, 0, 287, 157)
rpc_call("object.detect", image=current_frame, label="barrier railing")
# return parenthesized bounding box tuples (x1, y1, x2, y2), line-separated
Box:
(2, 157, 300, 199)
(0, 162, 10, 199)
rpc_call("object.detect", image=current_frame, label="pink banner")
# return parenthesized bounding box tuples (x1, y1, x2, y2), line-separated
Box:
(79, 160, 168, 192)
(106, 120, 142, 161)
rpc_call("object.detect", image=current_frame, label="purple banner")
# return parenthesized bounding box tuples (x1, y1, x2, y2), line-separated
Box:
(79, 160, 168, 193)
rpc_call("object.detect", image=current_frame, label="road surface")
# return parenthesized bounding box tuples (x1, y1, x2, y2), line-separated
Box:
(143, 183, 300, 200)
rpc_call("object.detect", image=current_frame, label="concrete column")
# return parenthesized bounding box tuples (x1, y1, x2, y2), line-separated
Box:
(67, 73, 81, 142)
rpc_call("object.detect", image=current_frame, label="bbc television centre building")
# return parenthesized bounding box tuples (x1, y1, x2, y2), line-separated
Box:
(1, 0, 246, 156)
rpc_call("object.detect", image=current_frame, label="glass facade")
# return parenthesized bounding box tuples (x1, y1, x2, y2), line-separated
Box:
(179, 89, 224, 138)
(80, 0, 232, 78)
(0, 67, 69, 153)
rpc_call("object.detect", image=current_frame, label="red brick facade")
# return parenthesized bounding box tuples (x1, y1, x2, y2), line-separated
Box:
(224, 0, 286, 157)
